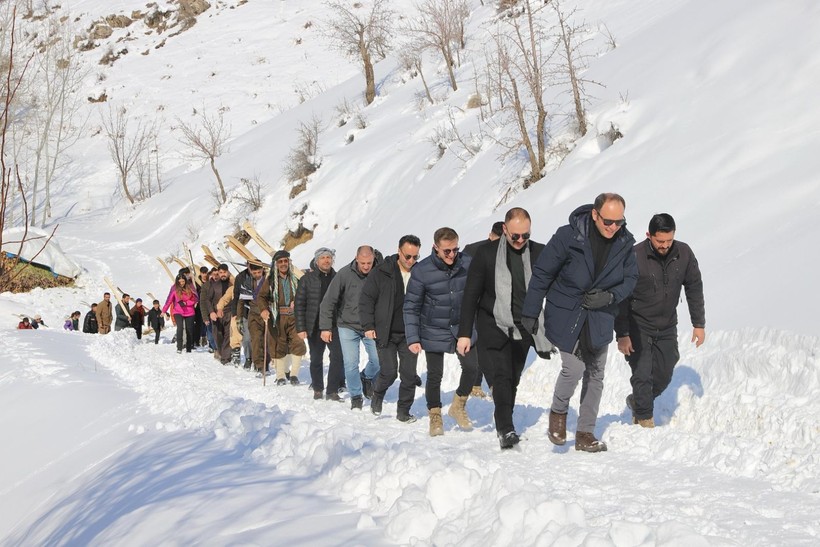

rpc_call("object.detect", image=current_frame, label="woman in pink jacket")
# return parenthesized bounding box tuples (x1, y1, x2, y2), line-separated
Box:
(163, 274, 199, 353)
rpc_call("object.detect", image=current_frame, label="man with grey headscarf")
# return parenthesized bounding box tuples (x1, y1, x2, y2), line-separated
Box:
(457, 207, 553, 450)
(296, 247, 345, 400)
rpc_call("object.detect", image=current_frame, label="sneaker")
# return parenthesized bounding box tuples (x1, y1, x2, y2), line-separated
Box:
(231, 348, 241, 366)
(176, 349, 182, 354)
(370, 392, 384, 416)
(397, 412, 417, 423)
(350, 395, 363, 410)
(276, 378, 287, 386)
(289, 376, 300, 386)
(326, 392, 342, 402)
(575, 431, 607, 452)
(499, 431, 520, 449)
(313, 390, 323, 400)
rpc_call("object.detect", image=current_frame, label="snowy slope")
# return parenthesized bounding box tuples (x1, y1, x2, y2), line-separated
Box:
(2, 0, 820, 544)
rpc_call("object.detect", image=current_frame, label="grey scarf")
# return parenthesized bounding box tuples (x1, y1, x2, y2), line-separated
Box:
(493, 241, 553, 353)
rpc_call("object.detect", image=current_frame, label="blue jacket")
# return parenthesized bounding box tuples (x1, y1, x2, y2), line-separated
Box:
(522, 204, 638, 352)
(403, 249, 471, 353)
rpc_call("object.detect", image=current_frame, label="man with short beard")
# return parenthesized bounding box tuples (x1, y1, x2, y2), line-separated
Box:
(615, 213, 705, 428)
(522, 193, 638, 452)
(96, 293, 113, 334)
(360, 235, 422, 422)
(319, 246, 380, 410)
(296, 248, 345, 400)
(114, 294, 131, 332)
(202, 264, 234, 364)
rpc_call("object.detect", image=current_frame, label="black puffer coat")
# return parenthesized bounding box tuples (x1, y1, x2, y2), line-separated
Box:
(295, 259, 336, 335)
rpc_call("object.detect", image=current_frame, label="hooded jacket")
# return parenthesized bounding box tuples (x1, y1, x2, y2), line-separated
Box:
(522, 204, 638, 352)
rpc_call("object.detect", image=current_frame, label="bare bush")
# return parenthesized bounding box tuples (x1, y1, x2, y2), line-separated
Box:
(100, 105, 156, 204)
(234, 175, 265, 213)
(283, 115, 323, 192)
(177, 108, 231, 205)
(406, 0, 469, 92)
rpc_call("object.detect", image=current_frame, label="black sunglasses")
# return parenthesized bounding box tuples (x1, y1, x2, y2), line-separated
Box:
(509, 232, 530, 242)
(439, 247, 459, 257)
(596, 210, 626, 227)
(403, 253, 420, 261)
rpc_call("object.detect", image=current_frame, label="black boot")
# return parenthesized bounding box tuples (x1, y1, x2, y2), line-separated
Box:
(498, 431, 520, 450)
(370, 392, 384, 416)
(351, 395, 363, 410)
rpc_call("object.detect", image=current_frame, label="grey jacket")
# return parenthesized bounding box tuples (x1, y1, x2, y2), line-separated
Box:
(319, 259, 370, 332)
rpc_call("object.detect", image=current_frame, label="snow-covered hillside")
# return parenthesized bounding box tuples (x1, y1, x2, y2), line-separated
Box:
(2, 0, 819, 544)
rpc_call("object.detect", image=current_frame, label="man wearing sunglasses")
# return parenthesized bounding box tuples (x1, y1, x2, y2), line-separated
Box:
(406, 227, 478, 436)
(615, 213, 705, 428)
(522, 193, 638, 453)
(457, 208, 554, 449)
(359, 235, 423, 422)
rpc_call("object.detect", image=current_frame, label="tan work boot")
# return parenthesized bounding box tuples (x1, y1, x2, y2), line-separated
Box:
(548, 410, 567, 445)
(448, 394, 473, 431)
(429, 407, 444, 437)
(636, 417, 655, 428)
(470, 385, 487, 398)
(273, 358, 287, 384)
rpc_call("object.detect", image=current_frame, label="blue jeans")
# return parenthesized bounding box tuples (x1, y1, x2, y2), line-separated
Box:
(338, 327, 380, 397)
(205, 322, 216, 350)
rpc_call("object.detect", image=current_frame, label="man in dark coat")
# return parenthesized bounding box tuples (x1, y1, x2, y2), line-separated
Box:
(114, 294, 131, 331)
(359, 235, 421, 422)
(615, 213, 706, 428)
(522, 193, 638, 453)
(296, 248, 345, 400)
(83, 303, 99, 334)
(458, 208, 553, 449)
(405, 228, 476, 436)
(202, 264, 233, 364)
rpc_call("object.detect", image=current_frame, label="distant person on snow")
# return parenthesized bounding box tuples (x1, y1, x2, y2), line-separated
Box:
(96, 293, 113, 334)
(163, 274, 199, 353)
(130, 298, 146, 340)
(64, 311, 81, 331)
(615, 213, 706, 428)
(114, 294, 131, 332)
(83, 303, 99, 334)
(31, 314, 46, 329)
(147, 299, 165, 345)
(18, 317, 34, 329)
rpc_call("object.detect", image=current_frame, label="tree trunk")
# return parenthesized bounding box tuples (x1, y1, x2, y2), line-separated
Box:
(416, 60, 434, 105)
(442, 46, 458, 91)
(211, 157, 227, 204)
(510, 79, 539, 186)
(121, 172, 134, 204)
(362, 46, 376, 105)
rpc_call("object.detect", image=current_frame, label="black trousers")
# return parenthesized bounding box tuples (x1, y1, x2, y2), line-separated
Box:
(374, 335, 418, 413)
(307, 328, 345, 395)
(214, 315, 232, 360)
(174, 314, 195, 352)
(480, 332, 532, 435)
(466, 346, 492, 388)
(626, 326, 679, 420)
(425, 350, 476, 410)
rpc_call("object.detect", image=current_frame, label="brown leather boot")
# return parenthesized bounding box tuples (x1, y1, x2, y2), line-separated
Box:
(575, 431, 607, 452)
(429, 407, 444, 437)
(548, 411, 567, 445)
(447, 394, 473, 431)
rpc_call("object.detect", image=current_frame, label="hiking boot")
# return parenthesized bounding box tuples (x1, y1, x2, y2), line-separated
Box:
(313, 390, 323, 400)
(351, 395, 363, 410)
(370, 392, 384, 416)
(448, 394, 473, 431)
(289, 376, 300, 386)
(429, 407, 444, 437)
(470, 386, 487, 398)
(498, 431, 520, 449)
(548, 411, 567, 445)
(575, 431, 607, 452)
(636, 417, 655, 428)
(397, 412, 417, 423)
(361, 372, 373, 399)
(276, 378, 287, 386)
(326, 392, 342, 402)
(231, 348, 241, 366)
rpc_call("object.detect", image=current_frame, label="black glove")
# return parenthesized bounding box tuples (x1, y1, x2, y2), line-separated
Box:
(536, 347, 556, 360)
(521, 315, 539, 335)
(581, 289, 613, 310)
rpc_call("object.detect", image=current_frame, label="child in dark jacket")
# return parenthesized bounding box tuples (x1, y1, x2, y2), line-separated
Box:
(147, 300, 165, 344)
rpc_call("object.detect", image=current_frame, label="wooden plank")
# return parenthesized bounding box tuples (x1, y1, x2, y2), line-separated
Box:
(157, 257, 175, 281)
(103, 276, 130, 323)
(225, 235, 259, 262)
(242, 222, 276, 257)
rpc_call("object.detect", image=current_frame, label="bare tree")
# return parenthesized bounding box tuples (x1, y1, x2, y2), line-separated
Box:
(407, 0, 469, 92)
(283, 115, 323, 188)
(177, 109, 231, 205)
(553, 1, 600, 137)
(100, 105, 156, 205)
(398, 40, 434, 105)
(323, 0, 393, 105)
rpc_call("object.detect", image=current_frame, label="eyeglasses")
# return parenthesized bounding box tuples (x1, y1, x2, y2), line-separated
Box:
(509, 232, 530, 242)
(439, 247, 459, 257)
(403, 253, 420, 261)
(596, 211, 626, 227)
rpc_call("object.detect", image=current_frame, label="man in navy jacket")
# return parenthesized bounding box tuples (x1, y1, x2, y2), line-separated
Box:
(522, 193, 638, 452)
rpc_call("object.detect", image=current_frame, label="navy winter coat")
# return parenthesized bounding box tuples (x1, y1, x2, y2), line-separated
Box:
(522, 204, 638, 352)
(403, 249, 471, 353)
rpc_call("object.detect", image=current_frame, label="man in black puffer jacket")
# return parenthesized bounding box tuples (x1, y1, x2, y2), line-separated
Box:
(296, 248, 345, 400)
(359, 235, 422, 422)
(405, 227, 477, 437)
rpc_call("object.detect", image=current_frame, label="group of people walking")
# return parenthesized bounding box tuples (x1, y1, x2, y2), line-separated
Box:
(42, 192, 705, 452)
